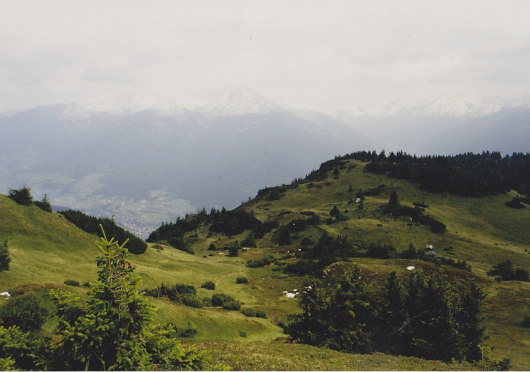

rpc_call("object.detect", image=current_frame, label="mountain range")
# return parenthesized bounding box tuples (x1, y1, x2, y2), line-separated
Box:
(1, 93, 528, 236)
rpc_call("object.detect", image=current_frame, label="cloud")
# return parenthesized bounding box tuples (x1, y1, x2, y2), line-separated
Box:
(1, 0, 530, 114)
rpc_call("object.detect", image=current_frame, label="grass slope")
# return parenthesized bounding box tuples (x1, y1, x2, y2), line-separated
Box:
(2, 156, 529, 369)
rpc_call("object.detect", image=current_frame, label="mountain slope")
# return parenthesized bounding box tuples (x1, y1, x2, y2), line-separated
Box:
(0, 105, 373, 236)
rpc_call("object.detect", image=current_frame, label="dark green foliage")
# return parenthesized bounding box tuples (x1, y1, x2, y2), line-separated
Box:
(306, 157, 348, 181)
(34, 194, 52, 212)
(253, 220, 279, 238)
(384, 204, 446, 233)
(179, 294, 204, 308)
(306, 232, 354, 263)
(64, 279, 80, 287)
(285, 259, 322, 276)
(286, 214, 320, 233)
(488, 260, 529, 281)
(246, 255, 276, 268)
(201, 280, 215, 290)
(48, 228, 208, 370)
(286, 267, 376, 354)
(329, 205, 341, 218)
(388, 191, 399, 208)
(0, 325, 47, 370)
(168, 236, 194, 254)
(300, 237, 314, 246)
(228, 241, 240, 257)
(211, 293, 237, 307)
(357, 151, 530, 198)
(522, 314, 530, 328)
(286, 269, 487, 362)
(60, 209, 147, 254)
(241, 233, 256, 247)
(505, 197, 525, 209)
(241, 308, 267, 318)
(236, 277, 248, 284)
(278, 227, 291, 245)
(207, 243, 217, 251)
(0, 240, 10, 272)
(8, 186, 33, 206)
(222, 301, 241, 311)
(210, 209, 262, 236)
(0, 293, 48, 332)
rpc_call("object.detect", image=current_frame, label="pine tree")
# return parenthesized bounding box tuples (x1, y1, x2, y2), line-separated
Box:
(0, 240, 10, 271)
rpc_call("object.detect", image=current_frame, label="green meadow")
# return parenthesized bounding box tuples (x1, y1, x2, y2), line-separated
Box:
(1, 158, 529, 369)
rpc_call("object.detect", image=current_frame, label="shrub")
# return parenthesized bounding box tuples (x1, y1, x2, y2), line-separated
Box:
(241, 308, 257, 317)
(8, 187, 33, 206)
(0, 325, 47, 370)
(222, 301, 241, 311)
(211, 293, 236, 307)
(64, 279, 80, 287)
(168, 237, 194, 254)
(241, 233, 256, 248)
(201, 281, 215, 290)
(236, 277, 248, 284)
(34, 194, 52, 212)
(241, 308, 266, 318)
(179, 294, 204, 308)
(0, 293, 48, 332)
(521, 314, 530, 328)
(0, 240, 10, 272)
(228, 242, 240, 257)
(246, 255, 276, 268)
(278, 227, 291, 245)
(207, 243, 216, 251)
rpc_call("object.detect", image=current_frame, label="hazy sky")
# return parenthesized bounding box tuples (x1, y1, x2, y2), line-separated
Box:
(1, 0, 530, 114)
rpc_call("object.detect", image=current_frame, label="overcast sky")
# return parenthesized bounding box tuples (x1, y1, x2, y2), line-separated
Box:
(1, 0, 530, 114)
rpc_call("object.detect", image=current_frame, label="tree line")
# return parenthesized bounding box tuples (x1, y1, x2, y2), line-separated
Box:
(60, 209, 147, 254)
(341, 150, 530, 198)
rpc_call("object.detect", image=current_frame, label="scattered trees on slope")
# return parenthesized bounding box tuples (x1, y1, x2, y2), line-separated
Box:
(286, 267, 491, 363)
(60, 209, 147, 254)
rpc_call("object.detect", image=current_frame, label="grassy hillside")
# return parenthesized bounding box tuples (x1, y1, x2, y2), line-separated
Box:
(1, 155, 529, 369)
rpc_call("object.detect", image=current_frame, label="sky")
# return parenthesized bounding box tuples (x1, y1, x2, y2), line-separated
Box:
(1, 0, 530, 115)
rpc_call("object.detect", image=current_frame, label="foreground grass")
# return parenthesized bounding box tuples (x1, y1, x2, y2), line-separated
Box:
(193, 341, 472, 370)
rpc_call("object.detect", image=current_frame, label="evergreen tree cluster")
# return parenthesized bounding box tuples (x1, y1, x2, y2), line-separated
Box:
(286, 268, 488, 363)
(344, 151, 530, 198)
(60, 209, 147, 254)
(487, 260, 529, 281)
(0, 228, 211, 370)
(147, 207, 279, 243)
(8, 187, 52, 212)
(0, 240, 10, 272)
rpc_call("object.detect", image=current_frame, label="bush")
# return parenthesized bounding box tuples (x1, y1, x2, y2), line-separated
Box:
(168, 237, 194, 254)
(201, 281, 215, 290)
(64, 279, 80, 287)
(228, 242, 240, 257)
(211, 293, 236, 307)
(0, 325, 47, 370)
(0, 240, 10, 272)
(522, 314, 530, 328)
(34, 194, 52, 212)
(8, 187, 33, 206)
(246, 255, 276, 268)
(278, 227, 291, 245)
(241, 308, 266, 318)
(222, 301, 241, 311)
(0, 293, 48, 332)
(241, 233, 256, 248)
(179, 294, 204, 308)
(207, 243, 216, 251)
(236, 277, 248, 284)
